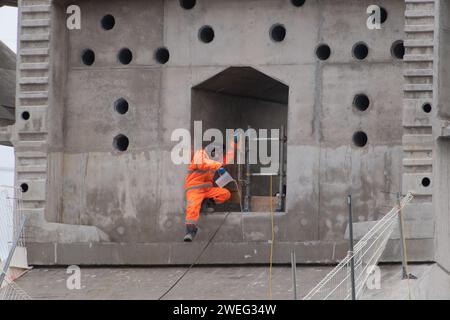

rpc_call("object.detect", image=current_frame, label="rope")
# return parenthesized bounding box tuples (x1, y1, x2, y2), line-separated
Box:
(399, 207, 413, 300)
(396, 194, 413, 300)
(268, 175, 275, 300)
(158, 211, 232, 300)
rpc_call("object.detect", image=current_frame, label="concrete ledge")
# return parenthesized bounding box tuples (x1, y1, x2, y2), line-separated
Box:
(413, 264, 450, 299)
(27, 241, 348, 266)
(364, 264, 450, 300)
(26, 238, 434, 266)
(24, 209, 110, 243)
(382, 238, 435, 262)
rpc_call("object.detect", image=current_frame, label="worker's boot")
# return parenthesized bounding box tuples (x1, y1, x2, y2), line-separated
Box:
(183, 224, 198, 242)
(206, 199, 216, 213)
(200, 199, 216, 214)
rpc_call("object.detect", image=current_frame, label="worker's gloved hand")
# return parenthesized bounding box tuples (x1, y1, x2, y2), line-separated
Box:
(217, 168, 226, 175)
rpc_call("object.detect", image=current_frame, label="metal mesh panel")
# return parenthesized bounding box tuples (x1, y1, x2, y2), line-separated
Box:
(0, 272, 31, 300)
(0, 186, 25, 260)
(0, 186, 31, 300)
(303, 193, 413, 300)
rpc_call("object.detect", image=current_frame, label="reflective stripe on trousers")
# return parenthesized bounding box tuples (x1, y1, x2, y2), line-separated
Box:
(182, 183, 213, 211)
(184, 183, 213, 193)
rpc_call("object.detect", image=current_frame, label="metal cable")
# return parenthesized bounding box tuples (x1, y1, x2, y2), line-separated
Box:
(268, 175, 274, 300)
(158, 211, 232, 300)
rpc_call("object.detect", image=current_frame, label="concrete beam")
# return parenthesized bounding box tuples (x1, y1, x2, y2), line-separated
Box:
(26, 238, 434, 266)
(0, 1, 17, 7)
(0, 126, 12, 146)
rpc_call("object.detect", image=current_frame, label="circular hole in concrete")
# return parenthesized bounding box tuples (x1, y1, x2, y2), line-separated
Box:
(155, 47, 170, 64)
(353, 94, 370, 111)
(380, 7, 388, 24)
(353, 131, 368, 147)
(199, 26, 215, 43)
(21, 111, 30, 120)
(113, 134, 129, 152)
(291, 0, 306, 7)
(391, 40, 405, 60)
(180, 0, 196, 10)
(422, 103, 432, 113)
(353, 42, 369, 60)
(422, 177, 431, 187)
(270, 24, 286, 42)
(20, 183, 29, 193)
(81, 49, 95, 66)
(316, 44, 331, 61)
(118, 48, 133, 65)
(114, 98, 129, 115)
(101, 14, 115, 30)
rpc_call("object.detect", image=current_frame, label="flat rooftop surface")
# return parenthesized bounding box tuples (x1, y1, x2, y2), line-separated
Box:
(14, 264, 429, 300)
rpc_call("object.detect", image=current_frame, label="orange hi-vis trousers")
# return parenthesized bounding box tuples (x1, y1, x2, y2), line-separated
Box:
(185, 186, 231, 225)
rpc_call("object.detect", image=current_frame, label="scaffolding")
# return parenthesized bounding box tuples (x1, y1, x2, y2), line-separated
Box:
(242, 125, 287, 212)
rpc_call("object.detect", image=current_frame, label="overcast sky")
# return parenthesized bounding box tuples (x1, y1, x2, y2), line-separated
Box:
(0, 6, 18, 187)
(0, 6, 18, 52)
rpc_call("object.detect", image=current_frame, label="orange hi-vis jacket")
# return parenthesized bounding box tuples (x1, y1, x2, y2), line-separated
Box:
(184, 149, 223, 191)
(184, 146, 235, 225)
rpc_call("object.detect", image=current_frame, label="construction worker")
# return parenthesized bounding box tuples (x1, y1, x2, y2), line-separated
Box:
(183, 137, 238, 242)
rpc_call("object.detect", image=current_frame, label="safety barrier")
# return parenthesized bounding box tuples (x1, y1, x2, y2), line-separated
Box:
(303, 193, 414, 300)
(0, 186, 31, 300)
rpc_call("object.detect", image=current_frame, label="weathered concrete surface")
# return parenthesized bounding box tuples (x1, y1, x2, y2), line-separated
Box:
(27, 240, 435, 267)
(15, 264, 449, 300)
(16, 266, 333, 300)
(25, 208, 110, 244)
(13, 0, 437, 265)
(434, 0, 450, 274)
(0, 126, 12, 146)
(26, 238, 349, 266)
(363, 264, 450, 300)
(0, 40, 15, 129)
(346, 220, 434, 243)
(0, 1, 17, 7)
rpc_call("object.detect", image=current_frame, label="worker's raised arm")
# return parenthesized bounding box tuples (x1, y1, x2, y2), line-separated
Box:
(223, 141, 237, 165)
(192, 149, 223, 171)
(223, 133, 241, 165)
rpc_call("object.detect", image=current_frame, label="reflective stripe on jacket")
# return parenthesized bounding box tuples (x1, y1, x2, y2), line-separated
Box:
(184, 149, 222, 190)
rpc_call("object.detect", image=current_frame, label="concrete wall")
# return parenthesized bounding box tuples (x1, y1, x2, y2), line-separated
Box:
(0, 40, 15, 127)
(437, 0, 450, 119)
(400, 0, 437, 264)
(434, 0, 450, 272)
(15, 0, 429, 265)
